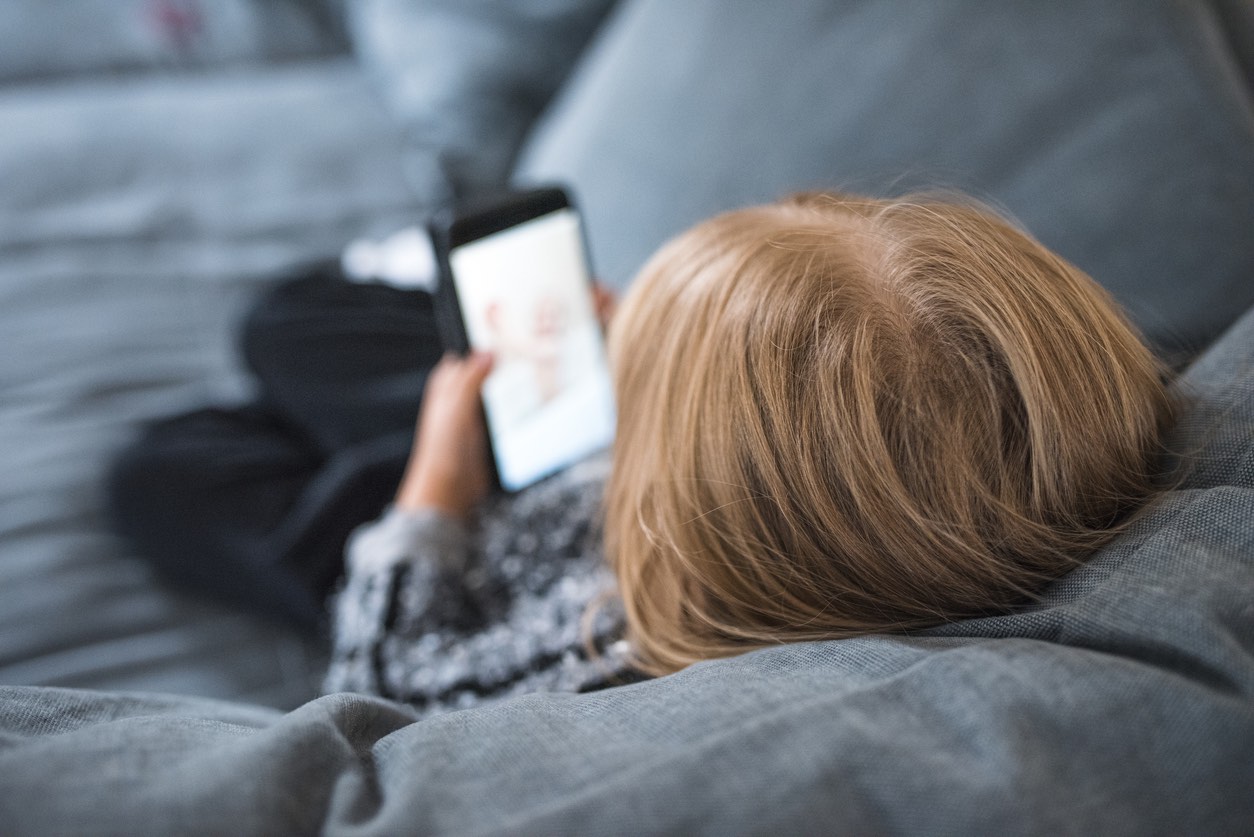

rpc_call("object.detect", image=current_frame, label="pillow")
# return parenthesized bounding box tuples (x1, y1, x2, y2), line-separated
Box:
(516, 0, 1254, 361)
(346, 0, 616, 203)
(0, 0, 345, 84)
(0, 305, 1250, 836)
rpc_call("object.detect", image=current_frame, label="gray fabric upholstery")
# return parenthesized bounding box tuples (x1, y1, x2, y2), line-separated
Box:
(1, 303, 1251, 835)
(0, 0, 345, 83)
(516, 0, 1254, 360)
(1, 1, 1252, 831)
(0, 61, 421, 706)
(348, 0, 616, 200)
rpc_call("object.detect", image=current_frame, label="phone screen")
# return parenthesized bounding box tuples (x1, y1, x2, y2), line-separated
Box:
(447, 207, 616, 491)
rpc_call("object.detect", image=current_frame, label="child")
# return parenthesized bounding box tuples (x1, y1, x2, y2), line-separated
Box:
(324, 192, 1172, 711)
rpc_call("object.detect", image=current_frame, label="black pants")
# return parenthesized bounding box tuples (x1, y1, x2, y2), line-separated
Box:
(108, 262, 445, 634)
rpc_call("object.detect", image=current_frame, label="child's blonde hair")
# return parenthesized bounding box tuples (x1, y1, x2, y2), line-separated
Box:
(605, 192, 1172, 676)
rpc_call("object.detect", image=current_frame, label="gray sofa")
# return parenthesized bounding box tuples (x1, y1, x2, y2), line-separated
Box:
(1, 1, 1252, 833)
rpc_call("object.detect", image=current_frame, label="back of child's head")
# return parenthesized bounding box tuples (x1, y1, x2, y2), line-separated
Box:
(605, 192, 1173, 676)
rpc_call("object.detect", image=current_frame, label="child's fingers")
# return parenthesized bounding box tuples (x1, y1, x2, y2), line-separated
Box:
(398, 351, 495, 517)
(592, 284, 617, 328)
(462, 350, 494, 387)
(445, 352, 494, 412)
(426, 352, 493, 404)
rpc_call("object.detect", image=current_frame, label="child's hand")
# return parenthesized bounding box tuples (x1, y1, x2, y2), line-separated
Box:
(395, 351, 494, 520)
(593, 283, 617, 329)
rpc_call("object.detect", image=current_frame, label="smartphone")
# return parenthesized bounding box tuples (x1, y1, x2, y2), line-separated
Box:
(428, 187, 616, 492)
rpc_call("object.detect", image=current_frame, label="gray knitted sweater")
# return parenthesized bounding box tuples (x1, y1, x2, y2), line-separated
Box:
(323, 453, 633, 715)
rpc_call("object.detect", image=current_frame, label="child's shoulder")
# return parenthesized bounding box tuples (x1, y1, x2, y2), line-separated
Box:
(473, 448, 610, 557)
(487, 449, 610, 517)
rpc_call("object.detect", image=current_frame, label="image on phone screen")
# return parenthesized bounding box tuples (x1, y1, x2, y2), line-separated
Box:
(447, 207, 616, 491)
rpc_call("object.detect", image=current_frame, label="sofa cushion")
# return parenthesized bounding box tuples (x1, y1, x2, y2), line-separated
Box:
(516, 0, 1254, 361)
(0, 0, 345, 85)
(0, 60, 420, 707)
(1, 303, 1250, 834)
(347, 0, 615, 201)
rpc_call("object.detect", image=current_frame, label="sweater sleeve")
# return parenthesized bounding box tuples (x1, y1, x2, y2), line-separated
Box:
(323, 453, 625, 713)
(323, 505, 480, 696)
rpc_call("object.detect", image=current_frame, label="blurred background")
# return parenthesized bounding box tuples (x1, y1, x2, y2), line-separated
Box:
(1, 0, 1251, 709)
